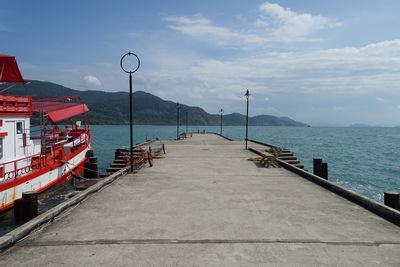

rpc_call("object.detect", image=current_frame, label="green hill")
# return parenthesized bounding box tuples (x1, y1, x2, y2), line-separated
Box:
(8, 80, 308, 126)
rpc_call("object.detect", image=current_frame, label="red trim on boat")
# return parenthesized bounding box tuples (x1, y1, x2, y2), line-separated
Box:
(35, 157, 86, 194)
(31, 102, 89, 122)
(0, 150, 88, 211)
(0, 113, 32, 117)
(0, 158, 86, 212)
(0, 144, 88, 192)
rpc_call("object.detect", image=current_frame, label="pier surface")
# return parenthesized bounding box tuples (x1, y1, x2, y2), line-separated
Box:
(2, 134, 400, 266)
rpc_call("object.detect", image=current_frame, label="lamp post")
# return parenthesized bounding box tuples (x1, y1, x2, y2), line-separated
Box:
(245, 89, 250, 149)
(185, 111, 188, 136)
(176, 102, 180, 140)
(120, 52, 140, 173)
(219, 108, 223, 135)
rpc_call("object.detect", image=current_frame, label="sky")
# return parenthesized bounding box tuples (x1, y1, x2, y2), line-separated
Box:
(1, 0, 400, 126)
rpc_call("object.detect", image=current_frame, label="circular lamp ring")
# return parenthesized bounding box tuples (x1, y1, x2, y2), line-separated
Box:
(120, 52, 140, 74)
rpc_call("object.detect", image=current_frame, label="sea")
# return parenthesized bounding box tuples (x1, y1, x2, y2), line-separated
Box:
(1, 125, 399, 235)
(91, 125, 400, 203)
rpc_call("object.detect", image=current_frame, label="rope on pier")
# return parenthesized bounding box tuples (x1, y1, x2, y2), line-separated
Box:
(58, 160, 96, 180)
(267, 147, 283, 157)
(248, 156, 281, 168)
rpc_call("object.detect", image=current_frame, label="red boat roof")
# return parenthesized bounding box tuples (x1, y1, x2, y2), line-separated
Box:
(0, 55, 27, 83)
(32, 102, 89, 122)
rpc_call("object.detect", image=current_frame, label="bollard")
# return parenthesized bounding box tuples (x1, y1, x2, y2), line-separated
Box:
(83, 158, 91, 178)
(13, 199, 25, 221)
(384, 192, 400, 211)
(313, 158, 322, 177)
(22, 191, 38, 220)
(89, 156, 97, 163)
(114, 149, 120, 160)
(86, 157, 99, 178)
(321, 162, 328, 180)
(86, 150, 94, 158)
(83, 150, 94, 176)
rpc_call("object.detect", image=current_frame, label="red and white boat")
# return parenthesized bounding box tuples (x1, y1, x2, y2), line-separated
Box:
(0, 55, 92, 213)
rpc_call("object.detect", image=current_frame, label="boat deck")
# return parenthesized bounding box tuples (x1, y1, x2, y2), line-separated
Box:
(1, 133, 400, 266)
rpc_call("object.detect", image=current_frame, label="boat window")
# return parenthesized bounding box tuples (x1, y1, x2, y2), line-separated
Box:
(16, 122, 23, 134)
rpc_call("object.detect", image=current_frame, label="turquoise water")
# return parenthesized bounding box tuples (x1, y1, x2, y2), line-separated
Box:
(91, 125, 400, 203)
(1, 125, 399, 236)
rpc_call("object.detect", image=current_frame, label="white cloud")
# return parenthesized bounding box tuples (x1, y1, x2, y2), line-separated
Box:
(83, 75, 101, 87)
(264, 97, 269, 101)
(257, 2, 341, 42)
(375, 97, 385, 102)
(136, 39, 400, 109)
(165, 15, 266, 48)
(165, 2, 341, 48)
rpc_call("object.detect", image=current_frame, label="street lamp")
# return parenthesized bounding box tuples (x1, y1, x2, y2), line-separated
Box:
(220, 108, 223, 135)
(185, 111, 188, 136)
(120, 52, 140, 173)
(245, 89, 250, 149)
(176, 102, 180, 140)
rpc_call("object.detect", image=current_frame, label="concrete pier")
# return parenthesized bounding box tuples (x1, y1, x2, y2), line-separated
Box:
(1, 134, 400, 266)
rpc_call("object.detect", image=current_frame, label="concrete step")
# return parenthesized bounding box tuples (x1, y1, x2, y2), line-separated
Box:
(278, 156, 297, 160)
(294, 164, 304, 169)
(278, 152, 294, 156)
(110, 163, 126, 168)
(284, 159, 300, 164)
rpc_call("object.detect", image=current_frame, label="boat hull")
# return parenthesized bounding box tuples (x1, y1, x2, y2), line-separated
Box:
(0, 144, 90, 213)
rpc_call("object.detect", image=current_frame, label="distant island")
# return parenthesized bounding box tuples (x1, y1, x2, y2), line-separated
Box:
(10, 80, 308, 126)
(348, 123, 378, 128)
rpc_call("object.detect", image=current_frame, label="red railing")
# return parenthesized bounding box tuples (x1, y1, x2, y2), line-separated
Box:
(0, 153, 42, 183)
(117, 147, 149, 167)
(0, 94, 31, 112)
(0, 128, 90, 184)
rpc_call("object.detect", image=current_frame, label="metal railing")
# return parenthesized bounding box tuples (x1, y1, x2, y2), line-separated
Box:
(0, 153, 42, 183)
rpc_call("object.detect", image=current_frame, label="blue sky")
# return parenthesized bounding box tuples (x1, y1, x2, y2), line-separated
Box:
(1, 0, 400, 126)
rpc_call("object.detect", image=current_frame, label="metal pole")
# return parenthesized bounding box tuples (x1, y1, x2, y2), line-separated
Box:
(120, 52, 140, 173)
(186, 111, 188, 135)
(245, 96, 249, 149)
(176, 103, 180, 140)
(129, 73, 133, 172)
(220, 109, 223, 135)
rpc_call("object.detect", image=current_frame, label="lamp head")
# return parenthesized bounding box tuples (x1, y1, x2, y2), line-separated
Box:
(245, 89, 250, 99)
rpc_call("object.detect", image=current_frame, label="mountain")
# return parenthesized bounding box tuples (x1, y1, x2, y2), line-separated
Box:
(8, 80, 308, 126)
